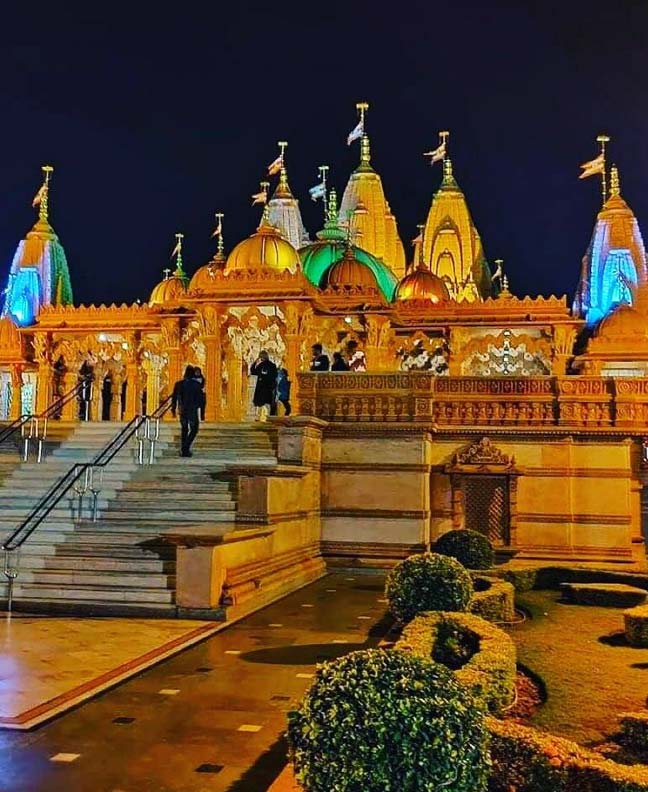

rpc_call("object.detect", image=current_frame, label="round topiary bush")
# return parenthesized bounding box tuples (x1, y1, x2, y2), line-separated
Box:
(386, 552, 473, 622)
(435, 529, 495, 570)
(287, 648, 490, 792)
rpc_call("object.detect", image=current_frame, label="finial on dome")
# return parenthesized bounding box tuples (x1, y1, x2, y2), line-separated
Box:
(172, 232, 186, 278)
(32, 165, 54, 225)
(500, 272, 511, 297)
(275, 141, 293, 197)
(610, 164, 620, 198)
(356, 102, 371, 167)
(212, 212, 225, 258)
(443, 157, 454, 182)
(327, 188, 338, 226)
(413, 223, 425, 270)
(162, 268, 172, 281)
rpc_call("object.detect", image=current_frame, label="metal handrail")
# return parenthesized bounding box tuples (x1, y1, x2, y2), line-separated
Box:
(2, 396, 173, 554)
(0, 376, 92, 449)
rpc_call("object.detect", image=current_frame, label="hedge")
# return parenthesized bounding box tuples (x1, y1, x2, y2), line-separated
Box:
(397, 611, 516, 714)
(487, 717, 648, 792)
(493, 566, 648, 594)
(470, 575, 516, 623)
(385, 552, 473, 622)
(560, 583, 647, 608)
(287, 648, 490, 792)
(435, 528, 495, 569)
(624, 605, 648, 647)
(620, 712, 648, 753)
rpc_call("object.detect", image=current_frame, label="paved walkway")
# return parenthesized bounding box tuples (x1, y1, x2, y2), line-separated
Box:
(0, 573, 388, 792)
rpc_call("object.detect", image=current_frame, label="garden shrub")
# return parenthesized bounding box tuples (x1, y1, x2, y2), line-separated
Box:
(560, 582, 647, 608)
(397, 611, 516, 713)
(435, 528, 495, 569)
(619, 711, 648, 753)
(624, 605, 648, 647)
(287, 648, 490, 792)
(385, 552, 473, 622)
(470, 575, 516, 622)
(491, 565, 648, 594)
(487, 716, 648, 791)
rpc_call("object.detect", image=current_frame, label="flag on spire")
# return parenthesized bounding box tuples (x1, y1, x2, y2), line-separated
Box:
(267, 154, 283, 176)
(251, 190, 267, 206)
(347, 119, 364, 146)
(309, 182, 326, 201)
(171, 239, 182, 258)
(424, 141, 446, 165)
(32, 184, 46, 207)
(579, 153, 604, 179)
(212, 216, 223, 238)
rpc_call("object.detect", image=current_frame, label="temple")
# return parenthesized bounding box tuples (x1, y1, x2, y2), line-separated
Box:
(1, 117, 648, 620)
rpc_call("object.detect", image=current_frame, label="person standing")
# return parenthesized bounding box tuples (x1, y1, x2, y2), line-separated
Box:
(193, 366, 206, 421)
(274, 367, 292, 416)
(310, 343, 330, 372)
(171, 365, 204, 457)
(347, 340, 367, 372)
(250, 350, 278, 420)
(331, 351, 350, 371)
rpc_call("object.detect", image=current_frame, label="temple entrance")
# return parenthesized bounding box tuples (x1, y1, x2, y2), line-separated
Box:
(462, 474, 510, 545)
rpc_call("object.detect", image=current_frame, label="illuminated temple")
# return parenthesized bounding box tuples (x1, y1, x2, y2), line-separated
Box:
(1, 110, 648, 619)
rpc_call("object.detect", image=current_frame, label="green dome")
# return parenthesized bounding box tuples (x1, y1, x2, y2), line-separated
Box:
(299, 240, 398, 301)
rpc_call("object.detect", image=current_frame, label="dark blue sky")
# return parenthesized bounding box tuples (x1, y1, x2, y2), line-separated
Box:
(1, 1, 647, 305)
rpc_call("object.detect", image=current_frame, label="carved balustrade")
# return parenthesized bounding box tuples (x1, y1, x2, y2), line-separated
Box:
(297, 373, 648, 430)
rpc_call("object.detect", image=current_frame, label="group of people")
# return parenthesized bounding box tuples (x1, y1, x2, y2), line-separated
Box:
(172, 341, 368, 454)
(309, 340, 366, 372)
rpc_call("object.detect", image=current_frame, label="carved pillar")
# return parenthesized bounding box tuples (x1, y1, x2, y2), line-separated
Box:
(365, 316, 393, 372)
(226, 353, 244, 421)
(552, 326, 577, 376)
(142, 357, 163, 415)
(203, 336, 222, 421)
(110, 370, 123, 421)
(124, 363, 140, 419)
(8, 365, 22, 420)
(61, 370, 78, 421)
(33, 333, 52, 414)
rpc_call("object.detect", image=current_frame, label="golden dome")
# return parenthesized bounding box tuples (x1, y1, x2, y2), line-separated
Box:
(149, 273, 187, 306)
(396, 265, 450, 303)
(189, 253, 226, 293)
(326, 248, 379, 290)
(225, 221, 300, 273)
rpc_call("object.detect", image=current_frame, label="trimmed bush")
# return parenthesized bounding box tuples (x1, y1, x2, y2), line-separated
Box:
(436, 528, 495, 569)
(397, 611, 516, 713)
(287, 648, 490, 792)
(624, 605, 648, 647)
(560, 582, 647, 608)
(492, 565, 648, 594)
(620, 711, 648, 753)
(470, 575, 516, 622)
(488, 716, 648, 791)
(386, 552, 473, 622)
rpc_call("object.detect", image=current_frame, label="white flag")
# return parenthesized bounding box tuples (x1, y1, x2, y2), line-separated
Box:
(492, 262, 503, 281)
(424, 141, 446, 164)
(579, 153, 604, 179)
(309, 182, 326, 201)
(171, 241, 181, 258)
(347, 119, 364, 146)
(32, 184, 45, 207)
(267, 155, 283, 175)
(211, 219, 222, 238)
(251, 191, 267, 206)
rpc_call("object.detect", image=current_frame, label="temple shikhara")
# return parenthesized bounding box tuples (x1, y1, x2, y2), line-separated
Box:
(1, 107, 648, 621)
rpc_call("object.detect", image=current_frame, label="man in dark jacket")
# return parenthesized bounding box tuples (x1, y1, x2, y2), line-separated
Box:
(310, 343, 330, 372)
(171, 365, 204, 457)
(250, 350, 277, 420)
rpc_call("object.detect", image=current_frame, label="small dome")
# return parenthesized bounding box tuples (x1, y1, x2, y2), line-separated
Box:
(149, 274, 187, 306)
(225, 222, 300, 273)
(189, 253, 226, 293)
(396, 266, 450, 304)
(325, 248, 379, 290)
(595, 302, 646, 340)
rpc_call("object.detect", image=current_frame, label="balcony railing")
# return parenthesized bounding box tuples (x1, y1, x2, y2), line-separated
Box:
(296, 373, 648, 430)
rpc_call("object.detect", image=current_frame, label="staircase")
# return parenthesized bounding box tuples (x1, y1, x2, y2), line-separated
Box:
(0, 421, 77, 486)
(0, 422, 279, 616)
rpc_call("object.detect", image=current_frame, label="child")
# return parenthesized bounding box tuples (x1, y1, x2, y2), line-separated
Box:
(275, 368, 292, 416)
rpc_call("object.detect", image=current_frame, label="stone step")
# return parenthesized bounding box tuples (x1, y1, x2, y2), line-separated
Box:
(2, 583, 175, 604)
(27, 555, 174, 572)
(19, 569, 176, 589)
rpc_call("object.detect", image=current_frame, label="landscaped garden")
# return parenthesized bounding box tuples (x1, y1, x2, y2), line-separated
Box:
(279, 530, 648, 791)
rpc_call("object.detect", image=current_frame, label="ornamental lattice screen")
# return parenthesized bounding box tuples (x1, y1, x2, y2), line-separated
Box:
(461, 475, 510, 545)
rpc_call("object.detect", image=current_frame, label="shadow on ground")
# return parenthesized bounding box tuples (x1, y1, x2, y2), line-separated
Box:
(226, 734, 288, 792)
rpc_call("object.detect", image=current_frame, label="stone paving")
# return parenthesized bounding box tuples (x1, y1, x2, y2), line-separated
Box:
(0, 572, 388, 791)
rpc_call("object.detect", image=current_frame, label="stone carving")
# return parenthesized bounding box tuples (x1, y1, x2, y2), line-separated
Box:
(454, 437, 513, 467)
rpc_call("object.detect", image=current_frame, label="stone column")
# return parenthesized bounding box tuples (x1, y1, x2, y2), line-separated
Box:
(9, 365, 23, 420)
(143, 357, 163, 415)
(110, 371, 123, 421)
(61, 370, 79, 421)
(202, 336, 222, 422)
(35, 364, 53, 414)
(226, 354, 244, 421)
(124, 362, 141, 420)
(365, 316, 393, 371)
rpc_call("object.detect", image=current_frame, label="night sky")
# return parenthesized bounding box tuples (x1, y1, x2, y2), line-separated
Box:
(1, 1, 647, 306)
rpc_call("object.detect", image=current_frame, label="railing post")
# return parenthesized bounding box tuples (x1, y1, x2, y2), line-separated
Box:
(3, 549, 19, 614)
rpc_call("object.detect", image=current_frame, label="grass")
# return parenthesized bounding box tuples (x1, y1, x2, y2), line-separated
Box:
(511, 589, 648, 746)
